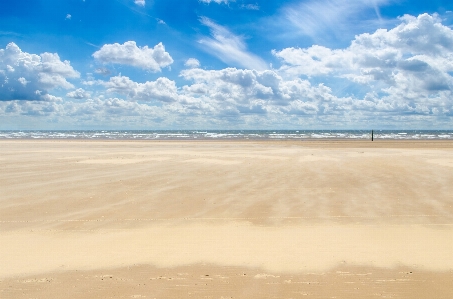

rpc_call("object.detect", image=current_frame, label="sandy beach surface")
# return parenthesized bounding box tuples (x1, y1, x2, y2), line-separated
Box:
(1, 140, 453, 298)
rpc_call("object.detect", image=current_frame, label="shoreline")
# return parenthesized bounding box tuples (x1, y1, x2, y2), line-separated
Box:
(1, 138, 453, 149)
(1, 129, 452, 143)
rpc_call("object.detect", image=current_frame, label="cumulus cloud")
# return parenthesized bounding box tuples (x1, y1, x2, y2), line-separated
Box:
(178, 58, 452, 120)
(89, 56, 453, 124)
(134, 0, 145, 6)
(66, 88, 91, 99)
(41, 94, 63, 102)
(94, 67, 111, 76)
(274, 13, 453, 101)
(0, 42, 79, 101)
(18, 77, 29, 86)
(92, 41, 173, 71)
(81, 67, 346, 121)
(184, 58, 200, 68)
(179, 67, 339, 115)
(199, 17, 268, 71)
(102, 75, 179, 102)
(65, 14, 72, 20)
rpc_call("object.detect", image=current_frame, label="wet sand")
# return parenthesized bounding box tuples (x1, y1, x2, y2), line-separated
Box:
(1, 140, 453, 298)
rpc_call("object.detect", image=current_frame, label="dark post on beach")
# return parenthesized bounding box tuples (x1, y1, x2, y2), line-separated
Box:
(371, 130, 374, 141)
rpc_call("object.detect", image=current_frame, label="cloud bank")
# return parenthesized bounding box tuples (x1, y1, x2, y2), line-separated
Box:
(274, 13, 453, 116)
(1, 14, 452, 129)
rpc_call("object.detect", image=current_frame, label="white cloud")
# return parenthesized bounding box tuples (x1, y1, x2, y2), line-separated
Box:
(184, 58, 200, 68)
(0, 98, 168, 129)
(79, 67, 346, 122)
(65, 98, 160, 119)
(179, 68, 339, 115)
(272, 14, 453, 119)
(103, 75, 179, 102)
(272, 45, 344, 77)
(66, 88, 91, 99)
(94, 68, 111, 76)
(199, 17, 268, 71)
(0, 42, 79, 101)
(134, 0, 145, 6)
(77, 62, 451, 125)
(92, 41, 173, 71)
(178, 60, 452, 122)
(274, 14, 453, 94)
(65, 14, 72, 20)
(0, 100, 62, 117)
(41, 94, 63, 102)
(18, 77, 29, 86)
(2, 63, 452, 128)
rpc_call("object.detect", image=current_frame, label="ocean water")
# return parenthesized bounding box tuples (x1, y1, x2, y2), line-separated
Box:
(0, 130, 452, 140)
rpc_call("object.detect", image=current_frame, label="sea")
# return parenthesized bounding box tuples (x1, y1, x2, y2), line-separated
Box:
(0, 130, 452, 140)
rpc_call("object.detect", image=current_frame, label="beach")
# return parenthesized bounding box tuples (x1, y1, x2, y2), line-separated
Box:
(1, 140, 453, 298)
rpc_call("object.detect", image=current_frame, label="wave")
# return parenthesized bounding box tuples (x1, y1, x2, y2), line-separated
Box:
(0, 130, 452, 140)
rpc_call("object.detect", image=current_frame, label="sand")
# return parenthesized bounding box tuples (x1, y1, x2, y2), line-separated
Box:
(1, 140, 453, 298)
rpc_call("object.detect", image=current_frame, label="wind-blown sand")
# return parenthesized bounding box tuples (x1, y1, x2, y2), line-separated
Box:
(1, 140, 453, 298)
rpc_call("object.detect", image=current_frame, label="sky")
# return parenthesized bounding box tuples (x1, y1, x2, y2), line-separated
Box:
(1, 0, 453, 129)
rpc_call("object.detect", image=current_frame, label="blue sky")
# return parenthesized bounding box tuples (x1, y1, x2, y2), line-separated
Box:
(1, 0, 453, 129)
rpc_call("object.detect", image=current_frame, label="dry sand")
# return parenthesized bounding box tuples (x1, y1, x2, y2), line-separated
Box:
(1, 140, 453, 298)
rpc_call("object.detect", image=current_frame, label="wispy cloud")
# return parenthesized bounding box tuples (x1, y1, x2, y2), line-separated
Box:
(241, 4, 259, 10)
(113, 0, 152, 17)
(198, 17, 268, 71)
(0, 31, 23, 37)
(284, 0, 392, 43)
(84, 41, 101, 49)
